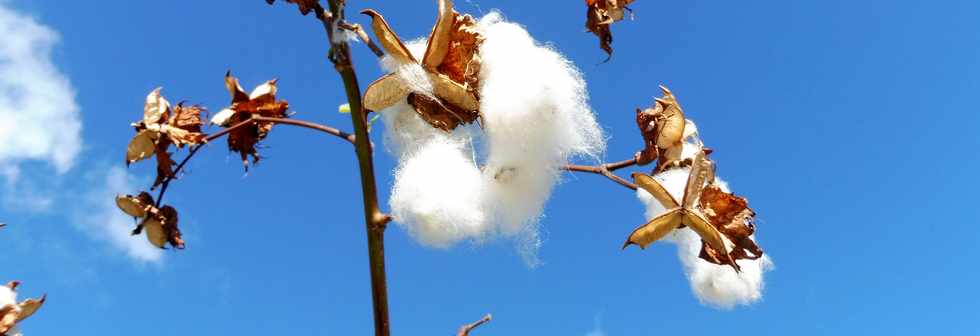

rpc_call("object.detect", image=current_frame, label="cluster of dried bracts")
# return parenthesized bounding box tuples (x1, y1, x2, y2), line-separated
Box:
(585, 0, 635, 59)
(116, 192, 185, 250)
(624, 87, 764, 273)
(0, 281, 45, 336)
(125, 88, 206, 188)
(119, 74, 291, 250)
(211, 72, 290, 168)
(361, 0, 484, 131)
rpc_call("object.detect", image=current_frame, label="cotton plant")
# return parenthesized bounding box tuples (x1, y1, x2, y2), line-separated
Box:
(626, 88, 773, 308)
(361, 0, 604, 252)
(0, 281, 45, 336)
(79, 0, 778, 334)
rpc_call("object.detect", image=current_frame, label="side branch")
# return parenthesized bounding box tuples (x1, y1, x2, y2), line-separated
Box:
(562, 157, 639, 190)
(154, 117, 354, 206)
(457, 314, 492, 336)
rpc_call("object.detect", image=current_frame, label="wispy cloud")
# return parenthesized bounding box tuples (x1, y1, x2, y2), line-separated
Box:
(585, 313, 606, 336)
(75, 167, 163, 263)
(0, 3, 82, 178)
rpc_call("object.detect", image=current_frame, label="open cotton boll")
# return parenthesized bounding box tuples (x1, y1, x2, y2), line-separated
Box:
(477, 12, 604, 236)
(389, 135, 487, 248)
(635, 167, 773, 308)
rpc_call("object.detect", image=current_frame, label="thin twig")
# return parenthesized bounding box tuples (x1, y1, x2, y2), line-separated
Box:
(457, 314, 493, 336)
(154, 116, 354, 207)
(338, 22, 385, 58)
(252, 116, 355, 144)
(562, 157, 640, 190)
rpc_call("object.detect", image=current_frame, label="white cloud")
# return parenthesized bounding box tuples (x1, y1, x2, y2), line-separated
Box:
(75, 167, 162, 263)
(0, 3, 82, 177)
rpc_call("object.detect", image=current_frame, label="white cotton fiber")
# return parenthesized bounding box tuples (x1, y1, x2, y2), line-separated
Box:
(477, 12, 604, 237)
(0, 285, 16, 308)
(379, 13, 605, 258)
(389, 134, 487, 248)
(634, 124, 773, 308)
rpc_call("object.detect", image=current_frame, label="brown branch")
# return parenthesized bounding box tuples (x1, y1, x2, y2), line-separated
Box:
(457, 314, 493, 336)
(321, 2, 392, 336)
(252, 116, 355, 144)
(338, 22, 385, 58)
(562, 157, 640, 190)
(154, 117, 354, 207)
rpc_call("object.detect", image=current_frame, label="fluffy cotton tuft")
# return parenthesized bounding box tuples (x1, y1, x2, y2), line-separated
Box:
(389, 134, 487, 248)
(635, 125, 773, 308)
(380, 13, 604, 256)
(478, 12, 604, 237)
(0, 285, 16, 308)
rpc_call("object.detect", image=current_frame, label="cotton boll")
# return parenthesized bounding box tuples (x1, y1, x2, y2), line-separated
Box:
(389, 135, 487, 248)
(477, 12, 605, 235)
(635, 168, 773, 308)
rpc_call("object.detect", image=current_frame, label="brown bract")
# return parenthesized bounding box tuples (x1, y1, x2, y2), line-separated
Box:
(116, 193, 186, 250)
(211, 72, 290, 169)
(635, 86, 690, 172)
(698, 185, 764, 268)
(361, 0, 484, 132)
(624, 151, 739, 272)
(125, 88, 207, 188)
(264, 0, 321, 16)
(0, 281, 45, 335)
(585, 0, 635, 60)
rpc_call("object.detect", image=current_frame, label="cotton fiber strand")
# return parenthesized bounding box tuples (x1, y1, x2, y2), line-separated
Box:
(635, 128, 773, 308)
(478, 12, 604, 237)
(0, 285, 16, 308)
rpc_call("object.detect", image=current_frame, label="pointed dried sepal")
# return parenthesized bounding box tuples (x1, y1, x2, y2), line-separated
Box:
(143, 87, 170, 126)
(125, 130, 159, 165)
(422, 0, 456, 69)
(623, 209, 683, 249)
(115, 192, 155, 218)
(361, 9, 418, 65)
(653, 86, 685, 149)
(633, 172, 679, 209)
(363, 74, 411, 111)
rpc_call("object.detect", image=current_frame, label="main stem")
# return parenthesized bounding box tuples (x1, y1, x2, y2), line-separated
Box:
(324, 2, 390, 335)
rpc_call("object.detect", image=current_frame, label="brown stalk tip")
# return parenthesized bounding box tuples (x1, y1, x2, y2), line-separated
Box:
(360, 9, 380, 17)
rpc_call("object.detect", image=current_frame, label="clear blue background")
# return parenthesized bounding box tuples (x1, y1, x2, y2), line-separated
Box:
(2, 0, 978, 334)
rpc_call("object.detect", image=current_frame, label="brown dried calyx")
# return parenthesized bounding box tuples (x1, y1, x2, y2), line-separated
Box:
(697, 185, 764, 269)
(585, 0, 635, 60)
(0, 281, 46, 335)
(116, 192, 185, 250)
(125, 88, 207, 188)
(361, 0, 484, 132)
(624, 150, 739, 272)
(210, 71, 290, 170)
(634, 85, 697, 172)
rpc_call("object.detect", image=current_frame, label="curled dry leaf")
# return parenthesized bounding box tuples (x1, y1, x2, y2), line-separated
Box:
(115, 192, 155, 218)
(585, 0, 635, 60)
(0, 281, 46, 335)
(635, 85, 688, 171)
(698, 185, 764, 269)
(625, 151, 737, 272)
(361, 0, 483, 131)
(116, 192, 185, 249)
(264, 0, 320, 16)
(125, 88, 207, 188)
(212, 71, 290, 169)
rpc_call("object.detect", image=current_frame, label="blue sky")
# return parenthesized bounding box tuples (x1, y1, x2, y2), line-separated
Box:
(1, 0, 978, 335)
